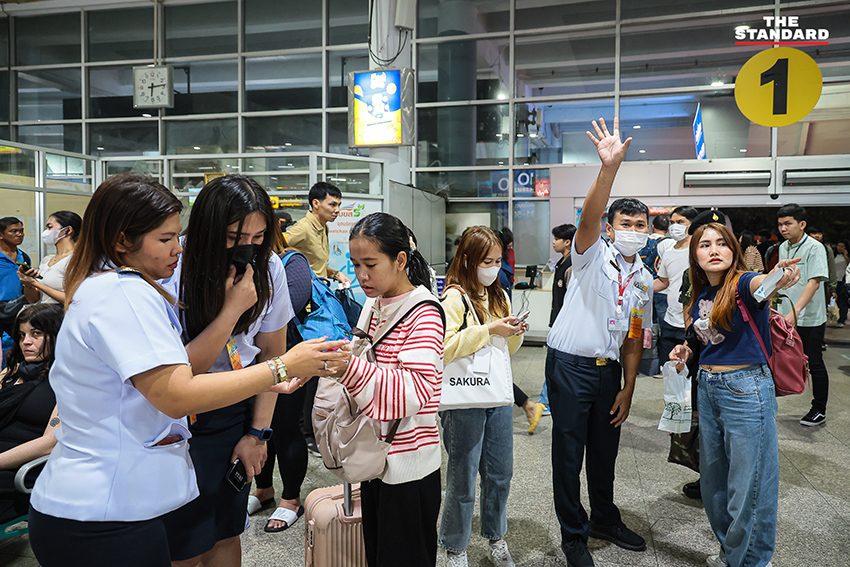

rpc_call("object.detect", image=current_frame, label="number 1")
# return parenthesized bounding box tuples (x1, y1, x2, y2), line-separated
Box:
(760, 58, 789, 115)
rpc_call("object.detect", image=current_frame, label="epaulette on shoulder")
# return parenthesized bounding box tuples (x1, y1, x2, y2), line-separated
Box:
(117, 266, 144, 277)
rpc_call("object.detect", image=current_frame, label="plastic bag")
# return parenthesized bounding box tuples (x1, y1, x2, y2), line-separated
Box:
(658, 361, 692, 434)
(827, 297, 839, 323)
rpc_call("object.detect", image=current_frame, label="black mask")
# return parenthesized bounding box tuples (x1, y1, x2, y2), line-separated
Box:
(16, 360, 47, 382)
(227, 244, 260, 276)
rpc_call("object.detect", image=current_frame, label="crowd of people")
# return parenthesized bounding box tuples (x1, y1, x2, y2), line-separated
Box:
(0, 117, 830, 567)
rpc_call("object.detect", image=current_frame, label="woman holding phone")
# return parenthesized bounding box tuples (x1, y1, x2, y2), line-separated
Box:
(27, 174, 348, 567)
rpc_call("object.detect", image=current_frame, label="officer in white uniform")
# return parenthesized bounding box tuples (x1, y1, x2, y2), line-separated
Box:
(31, 267, 197, 565)
(546, 118, 652, 567)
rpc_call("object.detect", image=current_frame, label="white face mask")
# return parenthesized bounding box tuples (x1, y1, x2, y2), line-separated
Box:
(41, 227, 67, 246)
(611, 229, 649, 257)
(668, 223, 688, 242)
(477, 264, 501, 287)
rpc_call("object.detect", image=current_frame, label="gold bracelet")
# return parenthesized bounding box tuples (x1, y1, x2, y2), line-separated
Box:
(269, 356, 289, 384)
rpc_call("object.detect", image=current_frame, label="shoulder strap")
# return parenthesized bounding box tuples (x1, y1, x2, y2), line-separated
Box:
(736, 292, 770, 364)
(21, 251, 31, 266)
(280, 249, 306, 267)
(441, 284, 475, 331)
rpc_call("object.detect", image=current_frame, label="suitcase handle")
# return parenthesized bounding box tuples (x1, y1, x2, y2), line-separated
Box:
(343, 482, 353, 517)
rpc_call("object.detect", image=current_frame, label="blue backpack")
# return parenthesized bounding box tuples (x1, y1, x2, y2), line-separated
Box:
(282, 251, 352, 342)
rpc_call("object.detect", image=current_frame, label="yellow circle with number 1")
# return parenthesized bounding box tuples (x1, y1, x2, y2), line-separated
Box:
(735, 47, 822, 127)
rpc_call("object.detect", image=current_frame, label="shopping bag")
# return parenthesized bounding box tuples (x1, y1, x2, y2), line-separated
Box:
(668, 424, 700, 472)
(658, 361, 692, 434)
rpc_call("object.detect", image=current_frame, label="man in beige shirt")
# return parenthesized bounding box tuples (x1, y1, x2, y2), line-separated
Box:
(283, 182, 351, 285)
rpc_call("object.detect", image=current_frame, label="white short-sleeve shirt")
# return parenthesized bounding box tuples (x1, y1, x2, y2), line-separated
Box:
(35, 254, 71, 304)
(161, 251, 295, 369)
(657, 245, 690, 329)
(547, 237, 653, 359)
(31, 270, 198, 522)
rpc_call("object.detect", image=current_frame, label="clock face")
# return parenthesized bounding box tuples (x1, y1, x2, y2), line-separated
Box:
(134, 66, 174, 108)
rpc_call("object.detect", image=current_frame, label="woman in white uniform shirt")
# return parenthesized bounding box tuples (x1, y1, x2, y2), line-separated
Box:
(161, 175, 294, 566)
(18, 210, 81, 305)
(27, 174, 349, 567)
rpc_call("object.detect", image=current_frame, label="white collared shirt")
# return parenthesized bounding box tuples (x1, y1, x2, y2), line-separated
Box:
(547, 237, 653, 359)
(31, 270, 198, 522)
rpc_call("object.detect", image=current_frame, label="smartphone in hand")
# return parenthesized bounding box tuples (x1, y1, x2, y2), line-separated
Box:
(226, 458, 247, 491)
(514, 310, 530, 324)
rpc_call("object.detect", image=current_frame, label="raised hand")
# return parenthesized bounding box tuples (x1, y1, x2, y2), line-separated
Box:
(586, 117, 632, 168)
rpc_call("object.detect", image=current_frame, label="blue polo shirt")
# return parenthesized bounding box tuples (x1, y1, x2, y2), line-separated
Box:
(1, 248, 28, 350)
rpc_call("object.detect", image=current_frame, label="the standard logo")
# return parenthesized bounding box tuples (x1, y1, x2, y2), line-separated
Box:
(735, 16, 829, 45)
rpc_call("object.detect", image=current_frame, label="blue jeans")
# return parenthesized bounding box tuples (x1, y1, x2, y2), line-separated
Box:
(538, 379, 549, 407)
(438, 405, 513, 552)
(698, 364, 778, 567)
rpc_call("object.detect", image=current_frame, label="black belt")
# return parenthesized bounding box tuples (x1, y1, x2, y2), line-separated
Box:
(556, 351, 616, 367)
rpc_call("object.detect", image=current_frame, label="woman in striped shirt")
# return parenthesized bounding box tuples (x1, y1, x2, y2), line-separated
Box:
(337, 212, 445, 567)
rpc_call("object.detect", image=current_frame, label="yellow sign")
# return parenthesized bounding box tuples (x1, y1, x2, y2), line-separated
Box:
(735, 47, 822, 127)
(203, 172, 225, 184)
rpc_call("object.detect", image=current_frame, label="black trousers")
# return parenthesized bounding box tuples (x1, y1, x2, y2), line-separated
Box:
(546, 349, 623, 544)
(29, 507, 171, 567)
(255, 384, 308, 500)
(360, 469, 441, 567)
(797, 324, 829, 413)
(513, 383, 529, 408)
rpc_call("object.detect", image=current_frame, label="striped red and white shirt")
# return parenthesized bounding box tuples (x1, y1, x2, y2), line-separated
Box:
(339, 286, 444, 485)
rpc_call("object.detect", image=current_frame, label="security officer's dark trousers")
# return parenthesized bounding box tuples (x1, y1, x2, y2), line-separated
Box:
(546, 347, 623, 544)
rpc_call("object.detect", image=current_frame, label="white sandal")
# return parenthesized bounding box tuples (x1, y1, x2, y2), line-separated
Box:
(264, 505, 304, 533)
(247, 494, 274, 515)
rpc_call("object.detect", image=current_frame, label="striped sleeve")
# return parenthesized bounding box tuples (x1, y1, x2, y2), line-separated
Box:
(339, 303, 444, 421)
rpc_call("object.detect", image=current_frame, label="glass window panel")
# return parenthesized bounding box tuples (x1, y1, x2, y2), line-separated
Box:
(45, 194, 90, 224)
(17, 124, 82, 154)
(17, 69, 82, 122)
(788, 6, 850, 82)
(328, 112, 369, 156)
(0, 72, 9, 123)
(0, 18, 8, 67)
(418, 104, 509, 167)
(512, 168, 550, 198)
(417, 170, 509, 199)
(89, 66, 141, 119)
(446, 202, 511, 259)
(513, 200, 550, 265)
(105, 159, 163, 181)
(90, 122, 159, 156)
(515, 31, 615, 97)
(165, 2, 238, 57)
(16, 13, 80, 66)
(0, 126, 9, 140)
(88, 7, 154, 62)
(778, 84, 850, 157)
(245, 55, 322, 112)
(418, 37, 509, 103)
(0, 148, 37, 187)
(45, 154, 92, 192)
(516, 0, 615, 29)
(328, 49, 370, 107)
(245, 114, 322, 153)
(323, 157, 376, 195)
(0, 188, 37, 261)
(622, 0, 766, 21)
(166, 60, 238, 115)
(165, 118, 237, 154)
(514, 99, 615, 165)
(245, 155, 311, 192)
(418, 0, 509, 38)
(328, 0, 369, 45)
(620, 15, 770, 92)
(245, 0, 321, 51)
(619, 93, 769, 161)
(170, 156, 240, 192)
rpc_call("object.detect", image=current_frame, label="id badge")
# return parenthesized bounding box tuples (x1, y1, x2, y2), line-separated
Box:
(607, 317, 628, 332)
(628, 308, 643, 339)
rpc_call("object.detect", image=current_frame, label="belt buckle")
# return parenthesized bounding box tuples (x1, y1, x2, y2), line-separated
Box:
(595, 357, 608, 366)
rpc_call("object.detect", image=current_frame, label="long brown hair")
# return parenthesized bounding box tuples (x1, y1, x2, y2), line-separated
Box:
(64, 174, 183, 308)
(686, 222, 750, 331)
(445, 226, 509, 322)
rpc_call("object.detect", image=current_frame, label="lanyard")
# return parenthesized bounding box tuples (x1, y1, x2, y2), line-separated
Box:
(190, 337, 242, 427)
(617, 270, 636, 314)
(789, 234, 807, 258)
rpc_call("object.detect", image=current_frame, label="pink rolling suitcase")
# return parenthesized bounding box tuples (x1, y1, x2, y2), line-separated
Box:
(304, 482, 367, 567)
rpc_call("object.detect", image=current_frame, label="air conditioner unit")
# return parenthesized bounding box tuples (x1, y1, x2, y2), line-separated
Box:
(683, 171, 771, 187)
(783, 169, 850, 186)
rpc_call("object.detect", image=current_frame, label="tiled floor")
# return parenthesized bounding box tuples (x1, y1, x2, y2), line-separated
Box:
(3, 338, 849, 566)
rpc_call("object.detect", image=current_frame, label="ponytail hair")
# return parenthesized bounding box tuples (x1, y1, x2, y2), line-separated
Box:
(349, 212, 431, 289)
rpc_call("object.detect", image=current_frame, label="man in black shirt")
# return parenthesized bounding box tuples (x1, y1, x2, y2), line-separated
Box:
(550, 223, 577, 326)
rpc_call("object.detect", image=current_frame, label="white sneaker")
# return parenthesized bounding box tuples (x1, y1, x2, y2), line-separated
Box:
(488, 539, 516, 567)
(707, 554, 772, 567)
(447, 550, 469, 567)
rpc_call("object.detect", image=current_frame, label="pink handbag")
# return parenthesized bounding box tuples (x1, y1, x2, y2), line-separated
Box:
(737, 294, 809, 396)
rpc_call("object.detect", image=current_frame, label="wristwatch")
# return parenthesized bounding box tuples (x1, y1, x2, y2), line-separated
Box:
(248, 427, 273, 442)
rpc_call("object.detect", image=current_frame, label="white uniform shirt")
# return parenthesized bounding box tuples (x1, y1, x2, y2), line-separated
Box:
(161, 251, 295, 368)
(547, 237, 653, 359)
(31, 270, 198, 522)
(35, 254, 71, 304)
(657, 245, 690, 329)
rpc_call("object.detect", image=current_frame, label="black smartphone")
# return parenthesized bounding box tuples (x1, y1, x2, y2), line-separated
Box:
(225, 458, 247, 491)
(15, 261, 31, 271)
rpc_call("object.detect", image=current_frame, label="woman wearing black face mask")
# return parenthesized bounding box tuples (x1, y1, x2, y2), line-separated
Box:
(160, 175, 298, 567)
